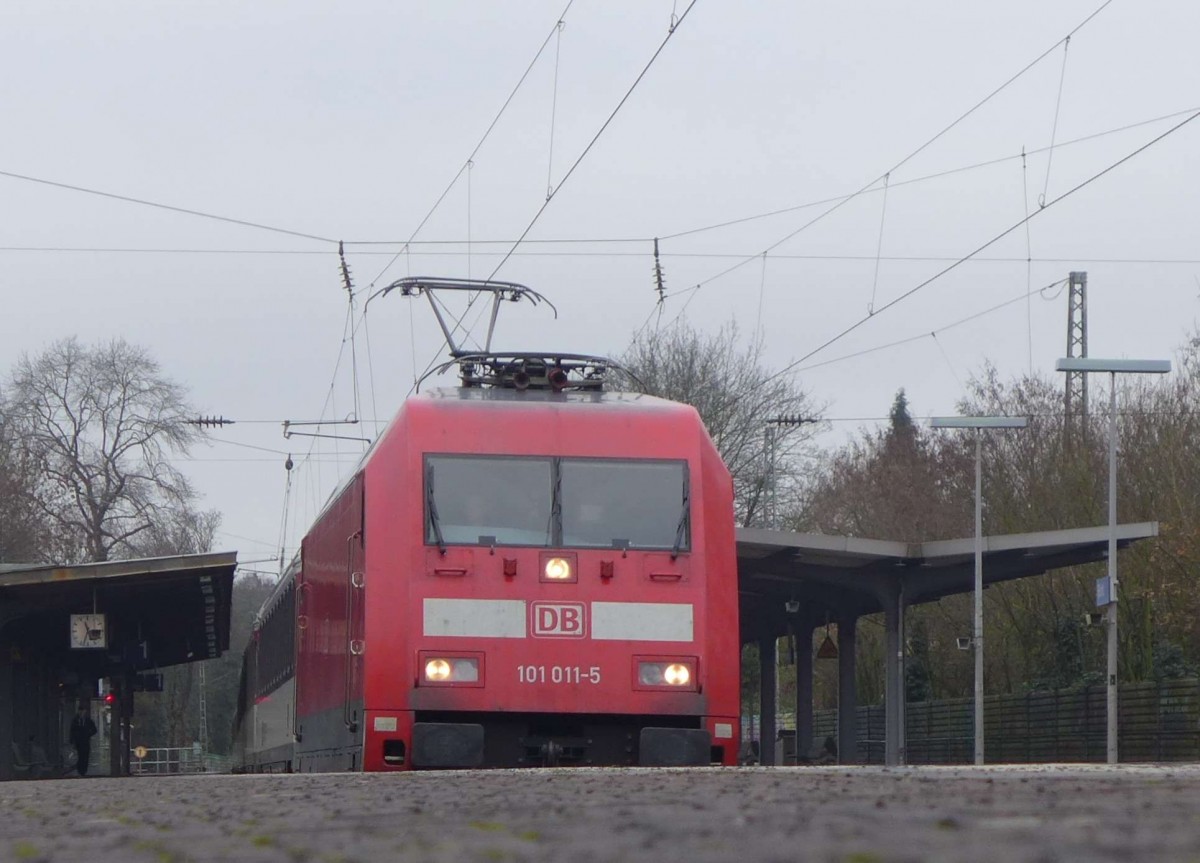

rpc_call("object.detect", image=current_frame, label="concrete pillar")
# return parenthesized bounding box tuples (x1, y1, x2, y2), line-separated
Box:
(837, 616, 858, 764)
(758, 636, 777, 765)
(884, 589, 906, 766)
(109, 671, 133, 778)
(794, 623, 814, 759)
(0, 646, 12, 781)
(109, 675, 121, 778)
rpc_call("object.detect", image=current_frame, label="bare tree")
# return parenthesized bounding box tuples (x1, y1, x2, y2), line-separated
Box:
(0, 398, 53, 563)
(618, 318, 823, 526)
(3, 337, 204, 563)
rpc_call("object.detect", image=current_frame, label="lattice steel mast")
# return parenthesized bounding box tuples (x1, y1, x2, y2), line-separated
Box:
(1064, 271, 1088, 441)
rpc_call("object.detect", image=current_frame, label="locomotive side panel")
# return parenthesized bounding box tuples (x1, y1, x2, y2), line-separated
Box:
(360, 409, 418, 771)
(295, 474, 365, 771)
(697, 436, 741, 763)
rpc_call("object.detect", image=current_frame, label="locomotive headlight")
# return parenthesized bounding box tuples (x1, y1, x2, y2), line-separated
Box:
(422, 656, 481, 684)
(544, 557, 572, 580)
(539, 552, 578, 583)
(663, 663, 690, 686)
(636, 659, 697, 690)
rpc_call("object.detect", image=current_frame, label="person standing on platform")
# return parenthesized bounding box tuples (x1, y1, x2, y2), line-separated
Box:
(70, 704, 97, 777)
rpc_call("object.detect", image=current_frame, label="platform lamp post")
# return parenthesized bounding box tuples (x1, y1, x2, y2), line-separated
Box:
(1055, 357, 1171, 764)
(930, 415, 1028, 766)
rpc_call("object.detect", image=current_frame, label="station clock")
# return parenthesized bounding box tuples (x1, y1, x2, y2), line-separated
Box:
(69, 613, 107, 649)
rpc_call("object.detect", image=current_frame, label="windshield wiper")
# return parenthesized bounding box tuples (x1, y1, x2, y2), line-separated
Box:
(426, 465, 446, 555)
(670, 479, 690, 561)
(548, 462, 562, 546)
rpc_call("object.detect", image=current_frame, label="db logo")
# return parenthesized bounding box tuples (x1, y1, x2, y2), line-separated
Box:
(530, 602, 587, 638)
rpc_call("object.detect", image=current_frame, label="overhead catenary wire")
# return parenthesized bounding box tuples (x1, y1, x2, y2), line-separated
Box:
(755, 253, 767, 334)
(546, 18, 567, 199)
(780, 278, 1067, 375)
(214, 530, 280, 550)
(868, 173, 890, 315)
(930, 331, 964, 389)
(278, 298, 362, 550)
(0, 168, 336, 244)
(9, 244, 1200, 267)
(399, 0, 703, 387)
(655, 100, 1195, 244)
(1040, 35, 1072, 207)
(655, 0, 1117, 307)
(483, 0, 702, 283)
(762, 108, 1200, 386)
(366, 0, 578, 290)
(3, 104, 1192, 261)
(2, 87, 1187, 267)
(277, 454, 295, 574)
(467, 161, 474, 281)
(1021, 147, 1035, 376)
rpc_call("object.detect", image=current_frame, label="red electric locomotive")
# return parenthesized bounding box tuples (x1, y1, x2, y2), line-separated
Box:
(235, 303, 739, 771)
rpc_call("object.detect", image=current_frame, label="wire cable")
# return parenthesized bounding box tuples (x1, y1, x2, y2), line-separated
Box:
(660, 92, 1194, 247)
(0, 168, 336, 244)
(546, 18, 567, 199)
(367, 0, 578, 289)
(363, 308, 382, 440)
(4, 103, 1192, 261)
(868, 173, 890, 315)
(1040, 35, 1072, 207)
(660, 0, 1117, 307)
(484, 0, 702, 282)
(8, 245, 1200, 266)
(791, 278, 1067, 375)
(930, 331, 964, 389)
(755, 253, 768, 334)
(1021, 147, 1035, 376)
(763, 108, 1200, 385)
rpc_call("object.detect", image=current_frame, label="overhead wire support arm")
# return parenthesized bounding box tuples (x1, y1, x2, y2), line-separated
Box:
(281, 421, 371, 445)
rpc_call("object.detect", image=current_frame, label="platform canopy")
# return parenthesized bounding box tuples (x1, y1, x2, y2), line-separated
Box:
(0, 551, 237, 671)
(737, 522, 1159, 642)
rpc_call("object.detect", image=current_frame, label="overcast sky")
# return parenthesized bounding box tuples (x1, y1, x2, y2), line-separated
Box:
(2, 1, 1198, 570)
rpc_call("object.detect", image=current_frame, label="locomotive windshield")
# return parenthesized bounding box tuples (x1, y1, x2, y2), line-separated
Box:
(425, 455, 689, 551)
(426, 456, 554, 545)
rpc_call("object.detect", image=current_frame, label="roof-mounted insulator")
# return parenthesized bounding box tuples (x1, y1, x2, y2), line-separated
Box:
(186, 415, 235, 428)
(653, 237, 666, 305)
(338, 240, 354, 300)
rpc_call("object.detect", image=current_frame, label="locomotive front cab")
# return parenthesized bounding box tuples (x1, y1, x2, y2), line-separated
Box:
(361, 390, 740, 770)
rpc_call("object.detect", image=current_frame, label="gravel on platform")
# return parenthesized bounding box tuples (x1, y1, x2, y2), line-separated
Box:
(3, 764, 1200, 863)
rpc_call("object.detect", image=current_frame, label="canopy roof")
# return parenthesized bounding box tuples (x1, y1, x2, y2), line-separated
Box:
(0, 552, 236, 670)
(737, 523, 1158, 641)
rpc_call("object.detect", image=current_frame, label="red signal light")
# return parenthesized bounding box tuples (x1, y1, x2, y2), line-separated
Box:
(104, 693, 117, 705)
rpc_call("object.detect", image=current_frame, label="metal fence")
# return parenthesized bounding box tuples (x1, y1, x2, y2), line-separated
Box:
(802, 678, 1200, 764)
(130, 747, 233, 775)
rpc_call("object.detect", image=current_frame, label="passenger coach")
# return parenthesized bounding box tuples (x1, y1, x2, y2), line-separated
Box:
(235, 353, 740, 770)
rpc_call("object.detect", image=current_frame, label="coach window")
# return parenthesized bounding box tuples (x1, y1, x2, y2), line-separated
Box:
(560, 459, 688, 551)
(426, 455, 554, 546)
